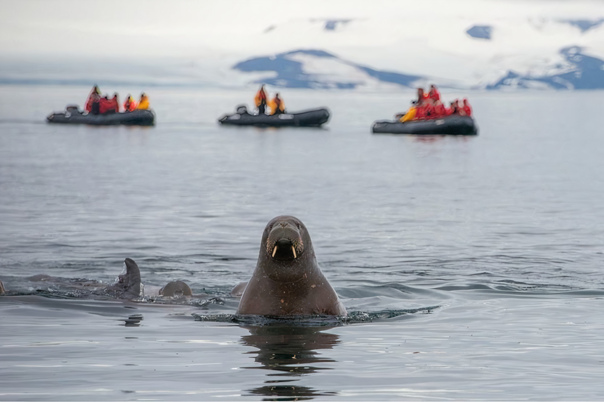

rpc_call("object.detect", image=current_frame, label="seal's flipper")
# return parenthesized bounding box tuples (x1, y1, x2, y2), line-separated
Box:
(106, 258, 142, 299)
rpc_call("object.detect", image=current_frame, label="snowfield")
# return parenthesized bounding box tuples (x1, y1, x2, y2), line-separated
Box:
(1, 0, 603, 90)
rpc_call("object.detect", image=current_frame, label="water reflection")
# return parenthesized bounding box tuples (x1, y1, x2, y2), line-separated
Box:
(240, 325, 340, 400)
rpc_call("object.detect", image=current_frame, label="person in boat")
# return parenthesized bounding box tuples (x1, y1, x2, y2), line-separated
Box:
(428, 85, 440, 103)
(416, 87, 429, 106)
(269, 93, 285, 115)
(254, 85, 268, 115)
(136, 93, 150, 110)
(111, 93, 119, 113)
(433, 100, 446, 118)
(99, 95, 115, 115)
(85, 85, 101, 114)
(447, 101, 457, 116)
(123, 94, 137, 112)
(462, 98, 472, 117)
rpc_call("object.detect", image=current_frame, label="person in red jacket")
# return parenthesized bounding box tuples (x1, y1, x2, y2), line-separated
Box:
(85, 85, 101, 113)
(462, 98, 472, 117)
(428, 84, 440, 103)
(433, 100, 446, 118)
(110, 93, 119, 113)
(99, 96, 113, 115)
(416, 87, 429, 106)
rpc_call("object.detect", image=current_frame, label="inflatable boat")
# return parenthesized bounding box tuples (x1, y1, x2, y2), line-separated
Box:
(47, 106, 155, 126)
(372, 115, 478, 135)
(218, 106, 330, 127)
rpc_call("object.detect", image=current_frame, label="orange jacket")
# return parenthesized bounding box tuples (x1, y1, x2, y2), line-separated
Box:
(254, 89, 267, 107)
(269, 96, 285, 114)
(123, 97, 137, 112)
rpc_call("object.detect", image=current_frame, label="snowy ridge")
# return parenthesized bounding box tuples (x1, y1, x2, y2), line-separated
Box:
(2, 0, 604, 90)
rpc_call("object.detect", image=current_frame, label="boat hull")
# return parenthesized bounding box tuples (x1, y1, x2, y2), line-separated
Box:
(372, 115, 478, 135)
(219, 108, 330, 127)
(47, 109, 155, 126)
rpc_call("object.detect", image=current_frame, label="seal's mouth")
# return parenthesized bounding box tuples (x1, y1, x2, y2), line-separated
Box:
(271, 238, 299, 261)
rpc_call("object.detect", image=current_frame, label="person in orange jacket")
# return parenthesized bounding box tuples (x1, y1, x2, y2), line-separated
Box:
(462, 98, 472, 117)
(123, 94, 137, 112)
(269, 93, 285, 115)
(254, 85, 268, 115)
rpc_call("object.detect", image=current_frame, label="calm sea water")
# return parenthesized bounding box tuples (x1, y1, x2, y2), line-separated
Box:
(1, 85, 603, 401)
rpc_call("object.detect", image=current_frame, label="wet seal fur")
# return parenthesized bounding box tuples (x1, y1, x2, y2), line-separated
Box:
(237, 216, 346, 316)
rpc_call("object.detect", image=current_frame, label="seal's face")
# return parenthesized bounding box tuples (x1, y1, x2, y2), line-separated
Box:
(265, 218, 305, 262)
(260, 216, 313, 282)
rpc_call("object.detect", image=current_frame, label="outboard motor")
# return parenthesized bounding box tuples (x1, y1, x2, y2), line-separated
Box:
(65, 105, 81, 116)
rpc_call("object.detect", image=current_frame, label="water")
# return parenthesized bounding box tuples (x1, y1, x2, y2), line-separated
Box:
(1, 85, 604, 400)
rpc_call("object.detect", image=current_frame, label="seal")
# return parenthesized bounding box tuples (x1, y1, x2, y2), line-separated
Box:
(237, 215, 346, 316)
(159, 281, 192, 297)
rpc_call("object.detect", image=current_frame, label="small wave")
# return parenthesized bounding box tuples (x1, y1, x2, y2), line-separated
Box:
(191, 305, 439, 325)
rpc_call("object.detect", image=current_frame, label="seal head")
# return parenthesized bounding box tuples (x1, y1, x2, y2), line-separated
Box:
(237, 216, 346, 316)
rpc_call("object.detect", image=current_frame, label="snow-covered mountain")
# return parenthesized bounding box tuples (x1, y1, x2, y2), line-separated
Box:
(2, 0, 604, 90)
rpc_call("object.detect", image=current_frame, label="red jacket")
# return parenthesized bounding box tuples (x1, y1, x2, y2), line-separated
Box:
(434, 103, 446, 118)
(463, 104, 472, 116)
(99, 98, 113, 114)
(428, 88, 440, 102)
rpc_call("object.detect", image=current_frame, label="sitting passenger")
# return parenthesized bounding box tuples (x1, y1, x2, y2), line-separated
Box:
(123, 94, 137, 112)
(462, 98, 472, 117)
(85, 85, 101, 113)
(254, 85, 268, 115)
(428, 84, 440, 103)
(456, 99, 467, 116)
(446, 101, 457, 116)
(269, 93, 285, 115)
(136, 93, 150, 110)
(416, 87, 429, 106)
(433, 100, 446, 118)
(99, 96, 115, 115)
(111, 93, 119, 113)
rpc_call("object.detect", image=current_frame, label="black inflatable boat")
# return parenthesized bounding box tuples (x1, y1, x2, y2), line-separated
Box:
(47, 106, 155, 126)
(372, 115, 478, 135)
(218, 106, 330, 127)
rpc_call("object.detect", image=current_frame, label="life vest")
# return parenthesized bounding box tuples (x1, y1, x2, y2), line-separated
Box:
(428, 88, 440, 102)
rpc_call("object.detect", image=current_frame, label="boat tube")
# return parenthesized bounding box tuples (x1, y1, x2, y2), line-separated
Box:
(218, 105, 330, 127)
(47, 106, 155, 126)
(372, 115, 478, 135)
